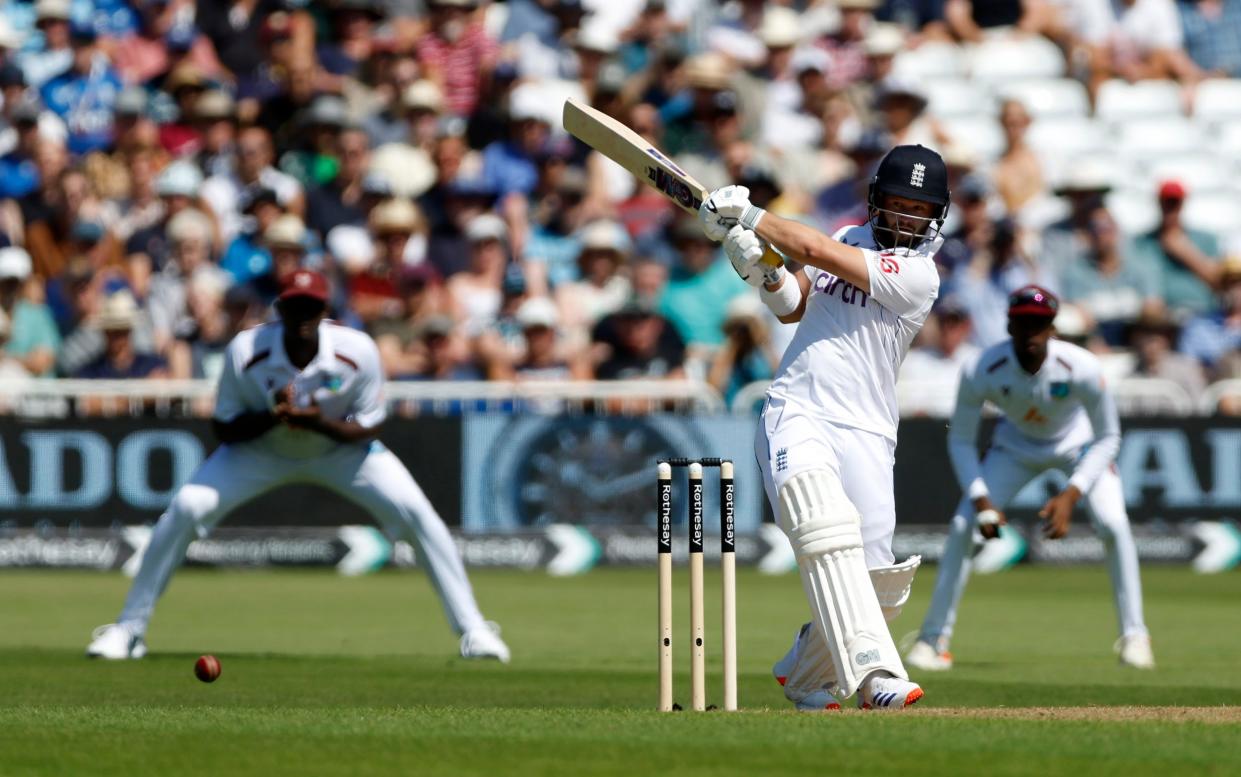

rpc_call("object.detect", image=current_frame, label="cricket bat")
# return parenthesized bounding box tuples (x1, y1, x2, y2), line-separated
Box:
(561, 98, 782, 268)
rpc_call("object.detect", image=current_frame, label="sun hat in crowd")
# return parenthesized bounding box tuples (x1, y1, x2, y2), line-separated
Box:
(264, 215, 308, 250)
(0, 247, 32, 280)
(156, 161, 203, 198)
(515, 296, 560, 330)
(465, 213, 508, 244)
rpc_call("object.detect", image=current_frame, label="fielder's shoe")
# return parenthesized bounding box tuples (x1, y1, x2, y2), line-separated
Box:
(860, 673, 923, 711)
(459, 621, 511, 663)
(86, 623, 147, 660)
(1116, 633, 1155, 669)
(772, 624, 841, 711)
(905, 638, 954, 672)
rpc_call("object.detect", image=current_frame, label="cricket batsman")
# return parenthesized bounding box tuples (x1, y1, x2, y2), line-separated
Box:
(700, 145, 950, 711)
(87, 270, 511, 663)
(906, 286, 1153, 671)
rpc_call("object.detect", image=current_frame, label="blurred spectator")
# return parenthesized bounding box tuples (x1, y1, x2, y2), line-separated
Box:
(0, 90, 44, 201)
(318, 0, 386, 79)
(0, 307, 32, 380)
(592, 296, 686, 379)
(491, 295, 592, 380)
(0, 247, 58, 375)
(73, 290, 167, 378)
(148, 208, 220, 353)
(415, 0, 499, 118)
(244, 214, 308, 305)
(900, 298, 980, 384)
(126, 159, 203, 273)
(1179, 0, 1241, 78)
(876, 1, 950, 37)
(707, 294, 778, 404)
(555, 220, 633, 340)
(1040, 160, 1113, 287)
(55, 257, 156, 376)
(992, 99, 1047, 222)
(823, 0, 880, 90)
(169, 271, 247, 381)
(659, 218, 749, 349)
(219, 187, 279, 285)
(944, 0, 1059, 42)
(349, 198, 422, 329)
(1180, 255, 1241, 379)
(1073, 0, 1202, 89)
(305, 126, 372, 236)
(482, 83, 549, 199)
(372, 262, 451, 377)
(40, 22, 124, 155)
(949, 215, 1047, 347)
(280, 95, 352, 188)
(398, 314, 483, 380)
(21, 0, 73, 88)
(201, 125, 304, 243)
(197, 0, 280, 81)
(1130, 180, 1222, 319)
(1126, 310, 1207, 397)
(871, 74, 946, 150)
(522, 161, 590, 291)
(449, 213, 510, 336)
(191, 91, 238, 179)
(1060, 207, 1164, 346)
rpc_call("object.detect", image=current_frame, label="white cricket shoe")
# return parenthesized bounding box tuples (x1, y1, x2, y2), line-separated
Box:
(905, 639, 954, 672)
(860, 673, 923, 711)
(86, 623, 147, 660)
(772, 624, 841, 711)
(1116, 634, 1155, 669)
(459, 621, 511, 663)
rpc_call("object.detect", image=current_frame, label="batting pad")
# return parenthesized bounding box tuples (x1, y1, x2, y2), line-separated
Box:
(870, 555, 922, 622)
(778, 469, 907, 697)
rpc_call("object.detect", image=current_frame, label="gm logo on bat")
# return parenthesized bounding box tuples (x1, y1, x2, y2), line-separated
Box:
(645, 148, 702, 210)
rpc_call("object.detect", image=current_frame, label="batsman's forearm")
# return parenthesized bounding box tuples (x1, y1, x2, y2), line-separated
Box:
(752, 213, 869, 288)
(212, 412, 279, 444)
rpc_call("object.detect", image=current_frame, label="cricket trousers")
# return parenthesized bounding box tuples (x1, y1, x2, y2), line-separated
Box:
(117, 440, 487, 636)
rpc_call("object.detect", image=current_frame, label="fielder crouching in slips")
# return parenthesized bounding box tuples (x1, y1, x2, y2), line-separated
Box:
(87, 269, 510, 663)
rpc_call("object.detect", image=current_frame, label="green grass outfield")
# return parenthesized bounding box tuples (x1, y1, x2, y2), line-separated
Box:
(2, 566, 1238, 776)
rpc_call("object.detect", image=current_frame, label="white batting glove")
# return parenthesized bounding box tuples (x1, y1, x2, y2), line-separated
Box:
(724, 225, 782, 288)
(700, 185, 766, 242)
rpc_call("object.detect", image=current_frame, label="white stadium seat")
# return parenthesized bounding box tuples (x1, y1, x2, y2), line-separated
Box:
(1192, 78, 1241, 126)
(941, 115, 1006, 160)
(1213, 122, 1241, 163)
(1106, 189, 1161, 235)
(1025, 117, 1110, 169)
(1117, 117, 1205, 159)
(999, 78, 1091, 119)
(1141, 154, 1234, 196)
(968, 37, 1066, 81)
(926, 79, 997, 118)
(894, 42, 968, 79)
(1181, 191, 1241, 240)
(1096, 79, 1184, 122)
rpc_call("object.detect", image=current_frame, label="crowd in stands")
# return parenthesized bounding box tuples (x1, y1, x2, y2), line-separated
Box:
(0, 0, 1238, 413)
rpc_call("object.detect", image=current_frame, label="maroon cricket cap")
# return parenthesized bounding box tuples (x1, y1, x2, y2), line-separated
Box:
(1007, 285, 1058, 318)
(278, 269, 330, 303)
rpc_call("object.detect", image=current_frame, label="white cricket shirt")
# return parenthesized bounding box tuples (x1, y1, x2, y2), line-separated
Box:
(766, 223, 941, 441)
(213, 320, 387, 459)
(948, 337, 1122, 498)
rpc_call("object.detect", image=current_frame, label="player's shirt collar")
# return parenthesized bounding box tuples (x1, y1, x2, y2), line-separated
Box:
(268, 321, 337, 374)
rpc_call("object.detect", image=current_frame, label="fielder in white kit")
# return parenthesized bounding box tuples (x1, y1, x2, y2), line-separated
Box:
(87, 269, 510, 663)
(702, 145, 951, 711)
(906, 286, 1153, 671)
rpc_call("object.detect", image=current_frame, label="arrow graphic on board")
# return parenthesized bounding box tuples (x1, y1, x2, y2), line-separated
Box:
(1190, 521, 1241, 574)
(973, 525, 1027, 575)
(545, 524, 600, 576)
(337, 526, 391, 576)
(757, 523, 796, 575)
(121, 526, 153, 578)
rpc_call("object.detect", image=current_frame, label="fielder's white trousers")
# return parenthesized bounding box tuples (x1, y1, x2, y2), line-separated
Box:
(919, 437, 1149, 648)
(117, 440, 487, 636)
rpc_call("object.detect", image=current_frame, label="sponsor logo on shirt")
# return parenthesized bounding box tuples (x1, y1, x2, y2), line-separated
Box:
(1050, 381, 1070, 399)
(812, 272, 869, 307)
(775, 447, 789, 473)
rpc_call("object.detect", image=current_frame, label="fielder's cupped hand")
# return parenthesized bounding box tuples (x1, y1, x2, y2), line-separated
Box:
(724, 225, 768, 287)
(699, 185, 752, 241)
(1039, 486, 1081, 540)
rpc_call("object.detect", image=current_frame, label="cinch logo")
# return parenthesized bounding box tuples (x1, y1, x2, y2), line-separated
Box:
(775, 447, 788, 472)
(910, 163, 926, 188)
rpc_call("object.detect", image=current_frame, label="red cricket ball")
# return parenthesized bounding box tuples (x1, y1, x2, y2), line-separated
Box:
(194, 654, 221, 683)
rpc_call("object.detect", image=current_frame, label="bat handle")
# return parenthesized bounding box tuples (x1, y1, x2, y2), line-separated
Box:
(759, 247, 784, 268)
